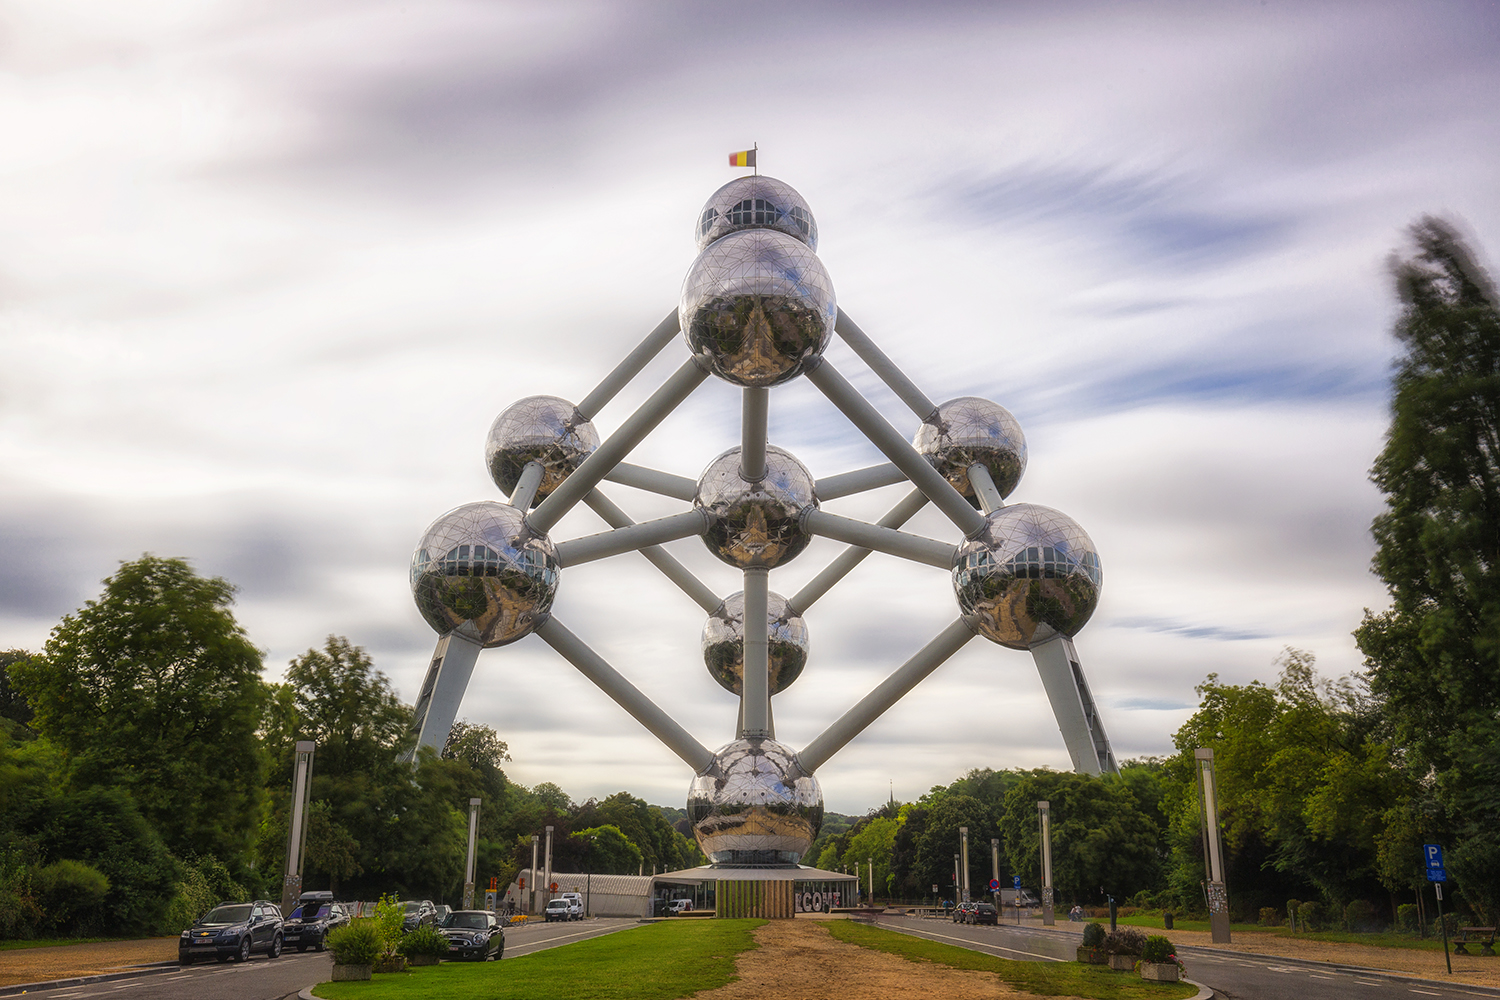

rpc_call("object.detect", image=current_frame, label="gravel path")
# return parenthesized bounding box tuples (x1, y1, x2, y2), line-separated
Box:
(0, 937, 178, 987)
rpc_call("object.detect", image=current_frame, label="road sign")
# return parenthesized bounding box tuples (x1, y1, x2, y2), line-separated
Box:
(932, 885, 939, 894)
(550, 881, 559, 893)
(989, 878, 1000, 891)
(1428, 867, 1448, 883)
(1425, 844, 1445, 869)
(1013, 876, 1022, 890)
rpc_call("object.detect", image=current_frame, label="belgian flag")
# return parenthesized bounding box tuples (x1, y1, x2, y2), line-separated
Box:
(728, 148, 756, 168)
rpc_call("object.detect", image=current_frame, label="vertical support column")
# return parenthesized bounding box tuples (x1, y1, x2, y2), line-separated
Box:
(463, 797, 481, 910)
(740, 567, 771, 738)
(280, 740, 315, 917)
(543, 825, 555, 909)
(741, 387, 768, 482)
(1038, 800, 1055, 925)
(1196, 748, 1231, 943)
(959, 826, 970, 903)
(990, 838, 1000, 910)
(411, 633, 484, 754)
(529, 835, 539, 914)
(952, 854, 960, 906)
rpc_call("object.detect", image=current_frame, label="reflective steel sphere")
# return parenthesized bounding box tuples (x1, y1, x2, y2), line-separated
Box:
(702, 591, 809, 695)
(913, 397, 1027, 506)
(695, 445, 816, 568)
(680, 229, 836, 388)
(410, 502, 559, 647)
(484, 396, 599, 506)
(687, 738, 824, 865)
(694, 175, 819, 252)
(952, 504, 1102, 650)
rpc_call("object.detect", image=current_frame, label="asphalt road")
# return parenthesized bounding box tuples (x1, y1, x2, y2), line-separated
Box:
(4, 918, 638, 1000)
(873, 914, 1500, 1000)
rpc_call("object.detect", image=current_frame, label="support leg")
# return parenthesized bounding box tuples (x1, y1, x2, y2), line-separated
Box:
(1029, 635, 1117, 775)
(740, 567, 771, 738)
(411, 633, 484, 754)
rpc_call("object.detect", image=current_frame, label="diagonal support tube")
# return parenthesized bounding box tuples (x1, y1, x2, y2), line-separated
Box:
(576, 309, 682, 420)
(815, 463, 907, 501)
(835, 309, 938, 421)
(741, 387, 768, 482)
(536, 617, 714, 773)
(531, 360, 708, 534)
(802, 509, 954, 569)
(806, 359, 987, 538)
(583, 490, 721, 612)
(740, 567, 771, 738)
(554, 510, 709, 567)
(509, 461, 546, 512)
(966, 463, 1004, 515)
(603, 463, 698, 501)
(798, 617, 977, 773)
(790, 488, 929, 612)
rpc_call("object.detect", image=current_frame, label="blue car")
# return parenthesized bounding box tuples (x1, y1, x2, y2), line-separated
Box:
(179, 901, 284, 964)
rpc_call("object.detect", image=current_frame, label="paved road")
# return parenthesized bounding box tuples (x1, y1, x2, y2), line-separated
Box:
(3, 918, 638, 1000)
(873, 915, 1500, 1000)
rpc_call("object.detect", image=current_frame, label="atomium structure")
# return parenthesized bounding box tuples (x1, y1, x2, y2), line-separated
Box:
(407, 173, 1116, 870)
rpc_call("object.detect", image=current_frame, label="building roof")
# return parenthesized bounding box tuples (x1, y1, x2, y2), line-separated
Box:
(651, 864, 860, 885)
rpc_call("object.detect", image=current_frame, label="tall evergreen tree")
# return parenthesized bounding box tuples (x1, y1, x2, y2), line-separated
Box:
(1356, 217, 1500, 919)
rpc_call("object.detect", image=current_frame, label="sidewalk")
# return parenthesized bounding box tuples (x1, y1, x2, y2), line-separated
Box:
(0, 938, 178, 988)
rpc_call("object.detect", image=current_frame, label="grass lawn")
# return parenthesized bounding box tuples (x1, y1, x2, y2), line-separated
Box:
(1111, 914, 1455, 951)
(825, 921, 1197, 999)
(0, 938, 110, 951)
(311, 919, 764, 1000)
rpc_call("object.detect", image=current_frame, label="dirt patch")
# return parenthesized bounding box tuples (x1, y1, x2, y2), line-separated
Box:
(689, 918, 1085, 1000)
(0, 937, 178, 987)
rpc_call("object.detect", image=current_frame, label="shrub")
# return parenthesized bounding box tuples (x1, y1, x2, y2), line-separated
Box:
(1344, 900, 1379, 932)
(373, 955, 407, 974)
(398, 924, 449, 959)
(1298, 901, 1323, 931)
(1397, 903, 1420, 932)
(372, 894, 404, 957)
(1081, 921, 1107, 948)
(1102, 928, 1146, 956)
(1259, 906, 1281, 926)
(327, 919, 383, 966)
(34, 859, 110, 936)
(1141, 935, 1177, 964)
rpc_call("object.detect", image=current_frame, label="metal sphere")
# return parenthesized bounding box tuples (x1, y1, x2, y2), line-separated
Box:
(687, 737, 824, 865)
(694, 445, 817, 568)
(484, 396, 599, 506)
(913, 397, 1027, 507)
(680, 229, 836, 388)
(952, 504, 1102, 650)
(410, 502, 559, 647)
(702, 591, 809, 696)
(694, 175, 819, 252)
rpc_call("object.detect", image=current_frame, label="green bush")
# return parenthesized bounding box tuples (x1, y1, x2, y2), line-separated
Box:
(398, 924, 449, 959)
(1081, 921, 1106, 948)
(1141, 935, 1176, 964)
(1344, 899, 1379, 932)
(1258, 906, 1281, 926)
(326, 919, 382, 966)
(372, 894, 404, 957)
(1102, 928, 1146, 955)
(1397, 903, 1420, 932)
(1298, 901, 1323, 931)
(34, 859, 110, 936)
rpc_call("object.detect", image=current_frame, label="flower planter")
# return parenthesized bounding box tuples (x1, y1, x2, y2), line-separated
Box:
(373, 955, 408, 974)
(331, 964, 372, 982)
(409, 954, 440, 966)
(1076, 947, 1108, 965)
(1140, 961, 1180, 983)
(1108, 954, 1137, 971)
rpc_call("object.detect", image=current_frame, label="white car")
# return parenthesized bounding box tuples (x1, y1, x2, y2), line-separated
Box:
(543, 899, 572, 923)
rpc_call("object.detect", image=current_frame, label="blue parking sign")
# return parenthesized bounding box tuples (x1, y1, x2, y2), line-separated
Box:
(1427, 867, 1447, 883)
(1424, 844, 1444, 869)
(1013, 876, 1021, 889)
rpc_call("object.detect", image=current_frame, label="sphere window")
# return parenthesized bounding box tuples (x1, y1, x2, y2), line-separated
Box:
(698, 207, 718, 241)
(786, 206, 815, 241)
(443, 543, 502, 577)
(727, 198, 782, 227)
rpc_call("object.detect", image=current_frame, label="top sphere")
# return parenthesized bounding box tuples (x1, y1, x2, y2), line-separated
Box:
(694, 175, 818, 252)
(913, 397, 1027, 507)
(952, 504, 1102, 650)
(410, 501, 559, 647)
(485, 396, 599, 506)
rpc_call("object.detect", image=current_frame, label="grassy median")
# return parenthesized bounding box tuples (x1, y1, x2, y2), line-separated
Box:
(311, 919, 764, 1000)
(825, 921, 1198, 999)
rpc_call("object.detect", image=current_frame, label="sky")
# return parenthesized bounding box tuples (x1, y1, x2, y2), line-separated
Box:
(2, 0, 1498, 815)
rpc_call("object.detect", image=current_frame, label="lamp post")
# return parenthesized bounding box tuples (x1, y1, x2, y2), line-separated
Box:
(1195, 748, 1231, 943)
(1038, 800, 1054, 925)
(463, 797, 481, 909)
(868, 857, 874, 907)
(543, 825, 555, 908)
(959, 826, 970, 902)
(990, 838, 1000, 911)
(953, 853, 961, 907)
(529, 835, 539, 914)
(279, 740, 315, 917)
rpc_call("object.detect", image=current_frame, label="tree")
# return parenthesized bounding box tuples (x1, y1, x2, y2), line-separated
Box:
(0, 651, 34, 736)
(570, 825, 643, 875)
(1356, 218, 1500, 920)
(9, 557, 266, 861)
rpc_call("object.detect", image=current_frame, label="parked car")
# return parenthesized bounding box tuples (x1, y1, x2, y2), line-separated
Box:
(564, 897, 583, 920)
(668, 898, 694, 914)
(179, 900, 284, 964)
(970, 902, 998, 925)
(400, 899, 437, 932)
(282, 892, 350, 952)
(952, 901, 975, 923)
(433, 904, 451, 924)
(543, 898, 572, 923)
(437, 910, 504, 961)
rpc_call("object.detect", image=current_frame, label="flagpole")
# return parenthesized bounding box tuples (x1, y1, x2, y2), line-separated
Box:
(754, 142, 758, 176)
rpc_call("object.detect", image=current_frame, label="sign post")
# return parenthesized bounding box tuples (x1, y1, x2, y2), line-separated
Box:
(1013, 875, 1022, 924)
(1426, 844, 1451, 975)
(1038, 800, 1055, 925)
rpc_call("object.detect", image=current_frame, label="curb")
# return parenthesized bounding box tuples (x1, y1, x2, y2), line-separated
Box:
(1184, 979, 1212, 999)
(0, 961, 180, 997)
(299, 988, 317, 1000)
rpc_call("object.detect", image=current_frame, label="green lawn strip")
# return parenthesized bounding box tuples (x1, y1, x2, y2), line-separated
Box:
(0, 938, 112, 951)
(311, 919, 765, 1000)
(1112, 915, 1453, 951)
(825, 921, 1196, 1000)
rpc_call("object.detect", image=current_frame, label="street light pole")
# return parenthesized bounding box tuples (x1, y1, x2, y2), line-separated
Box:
(543, 825, 555, 909)
(959, 826, 970, 903)
(1195, 748, 1231, 943)
(1038, 800, 1054, 926)
(463, 797, 481, 910)
(990, 838, 1000, 911)
(280, 740, 315, 917)
(529, 835, 539, 914)
(953, 854, 961, 907)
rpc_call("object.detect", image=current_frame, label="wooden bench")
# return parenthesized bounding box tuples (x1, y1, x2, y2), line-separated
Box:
(1454, 927, 1496, 956)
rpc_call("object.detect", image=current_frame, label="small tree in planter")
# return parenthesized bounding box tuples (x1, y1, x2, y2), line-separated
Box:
(326, 920, 382, 981)
(1077, 921, 1108, 964)
(371, 894, 408, 973)
(398, 925, 449, 966)
(1139, 935, 1185, 983)
(1103, 928, 1147, 972)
